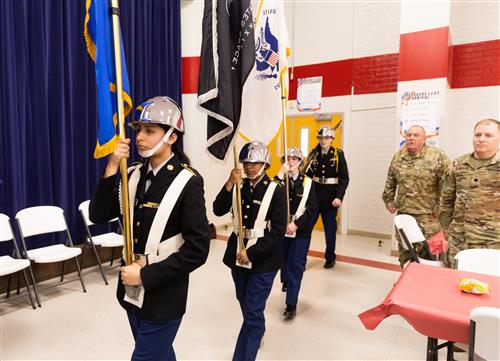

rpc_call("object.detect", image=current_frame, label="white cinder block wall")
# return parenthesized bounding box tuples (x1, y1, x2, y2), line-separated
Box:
(446, 1, 500, 160)
(180, 1, 499, 239)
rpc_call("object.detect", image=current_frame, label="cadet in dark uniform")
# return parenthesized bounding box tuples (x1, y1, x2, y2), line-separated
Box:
(275, 147, 318, 320)
(89, 96, 210, 361)
(213, 141, 286, 361)
(305, 126, 349, 268)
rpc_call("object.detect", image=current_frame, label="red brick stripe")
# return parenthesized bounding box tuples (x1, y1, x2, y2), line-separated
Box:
(182, 37, 500, 95)
(449, 39, 500, 89)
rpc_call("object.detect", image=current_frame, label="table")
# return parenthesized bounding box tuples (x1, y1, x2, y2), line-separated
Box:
(358, 262, 500, 360)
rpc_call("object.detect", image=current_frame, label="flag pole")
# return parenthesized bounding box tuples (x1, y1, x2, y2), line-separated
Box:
(233, 145, 245, 252)
(280, 75, 290, 223)
(110, 0, 133, 266)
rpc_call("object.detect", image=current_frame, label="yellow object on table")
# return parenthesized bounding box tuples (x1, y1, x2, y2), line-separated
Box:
(459, 278, 490, 295)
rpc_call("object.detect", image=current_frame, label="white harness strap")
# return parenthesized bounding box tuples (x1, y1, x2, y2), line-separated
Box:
(294, 177, 312, 219)
(144, 169, 193, 262)
(122, 167, 193, 308)
(232, 181, 278, 269)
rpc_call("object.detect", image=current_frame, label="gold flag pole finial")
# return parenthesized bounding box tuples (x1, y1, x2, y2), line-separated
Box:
(110, 0, 133, 265)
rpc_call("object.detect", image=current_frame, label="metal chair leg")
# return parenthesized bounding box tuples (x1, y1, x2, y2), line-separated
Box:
(80, 242, 86, 270)
(73, 256, 87, 292)
(16, 272, 21, 295)
(21, 269, 36, 309)
(91, 242, 108, 285)
(60, 260, 65, 282)
(27, 264, 41, 307)
(6, 274, 11, 298)
(110, 247, 116, 266)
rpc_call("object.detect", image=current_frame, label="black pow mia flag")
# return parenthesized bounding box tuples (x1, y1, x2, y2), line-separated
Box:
(197, 0, 255, 161)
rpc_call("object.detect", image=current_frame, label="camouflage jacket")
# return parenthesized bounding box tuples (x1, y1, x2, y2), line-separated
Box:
(440, 151, 500, 246)
(382, 145, 450, 215)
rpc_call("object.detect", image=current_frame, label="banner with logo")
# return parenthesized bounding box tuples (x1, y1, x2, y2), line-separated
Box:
(398, 90, 441, 147)
(238, 0, 291, 144)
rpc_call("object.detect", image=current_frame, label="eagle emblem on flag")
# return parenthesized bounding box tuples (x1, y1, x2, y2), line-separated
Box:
(255, 16, 279, 81)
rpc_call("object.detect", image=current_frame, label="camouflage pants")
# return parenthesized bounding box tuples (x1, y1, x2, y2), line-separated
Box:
(445, 237, 463, 268)
(395, 213, 441, 267)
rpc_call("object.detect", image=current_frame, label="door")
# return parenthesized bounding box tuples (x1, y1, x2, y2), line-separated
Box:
(268, 113, 343, 230)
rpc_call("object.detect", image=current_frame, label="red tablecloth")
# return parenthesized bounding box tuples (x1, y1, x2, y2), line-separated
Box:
(359, 262, 500, 343)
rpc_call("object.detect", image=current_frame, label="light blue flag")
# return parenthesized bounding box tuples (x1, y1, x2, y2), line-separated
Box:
(84, 0, 132, 158)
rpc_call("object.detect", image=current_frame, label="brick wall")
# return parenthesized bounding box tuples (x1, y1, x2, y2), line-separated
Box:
(450, 40, 500, 89)
(352, 54, 399, 95)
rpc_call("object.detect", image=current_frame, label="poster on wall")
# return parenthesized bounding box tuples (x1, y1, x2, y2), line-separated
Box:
(398, 90, 440, 147)
(297, 76, 322, 112)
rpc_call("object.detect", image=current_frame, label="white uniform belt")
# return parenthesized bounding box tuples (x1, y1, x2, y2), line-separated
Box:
(244, 228, 265, 239)
(235, 222, 271, 240)
(312, 176, 338, 184)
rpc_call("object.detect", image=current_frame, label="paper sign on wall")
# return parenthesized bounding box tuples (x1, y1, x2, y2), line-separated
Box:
(399, 90, 440, 147)
(297, 76, 322, 112)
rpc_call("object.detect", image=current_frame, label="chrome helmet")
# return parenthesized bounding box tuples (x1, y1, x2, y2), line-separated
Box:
(239, 141, 271, 166)
(286, 146, 303, 161)
(317, 126, 334, 138)
(129, 96, 184, 133)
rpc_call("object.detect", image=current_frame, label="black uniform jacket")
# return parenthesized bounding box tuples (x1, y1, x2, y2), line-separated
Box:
(306, 145, 349, 206)
(213, 174, 286, 273)
(89, 155, 210, 321)
(274, 173, 319, 239)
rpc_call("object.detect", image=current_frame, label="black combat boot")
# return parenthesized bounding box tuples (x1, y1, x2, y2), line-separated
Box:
(283, 304, 296, 320)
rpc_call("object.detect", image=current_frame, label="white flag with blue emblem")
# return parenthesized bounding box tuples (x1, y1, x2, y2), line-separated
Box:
(238, 0, 290, 145)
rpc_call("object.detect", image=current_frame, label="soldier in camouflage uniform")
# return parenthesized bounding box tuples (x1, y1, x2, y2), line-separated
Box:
(440, 119, 500, 267)
(382, 125, 450, 266)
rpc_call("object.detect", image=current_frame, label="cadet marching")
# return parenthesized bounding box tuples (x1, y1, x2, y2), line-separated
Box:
(88, 96, 499, 361)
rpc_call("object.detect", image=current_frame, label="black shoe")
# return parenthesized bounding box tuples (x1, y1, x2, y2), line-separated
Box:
(324, 260, 335, 269)
(284, 304, 296, 320)
(281, 282, 287, 292)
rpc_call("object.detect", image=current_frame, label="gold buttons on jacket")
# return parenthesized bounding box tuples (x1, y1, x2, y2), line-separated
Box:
(136, 221, 140, 226)
(167, 164, 174, 171)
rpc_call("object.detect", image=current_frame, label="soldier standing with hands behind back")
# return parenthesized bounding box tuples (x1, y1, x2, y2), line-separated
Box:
(382, 125, 450, 266)
(440, 118, 500, 267)
(305, 126, 349, 269)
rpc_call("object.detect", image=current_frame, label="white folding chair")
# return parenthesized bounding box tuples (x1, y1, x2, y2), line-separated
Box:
(454, 249, 500, 277)
(469, 307, 500, 361)
(78, 200, 123, 285)
(0, 213, 37, 309)
(394, 214, 444, 267)
(15, 206, 86, 305)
